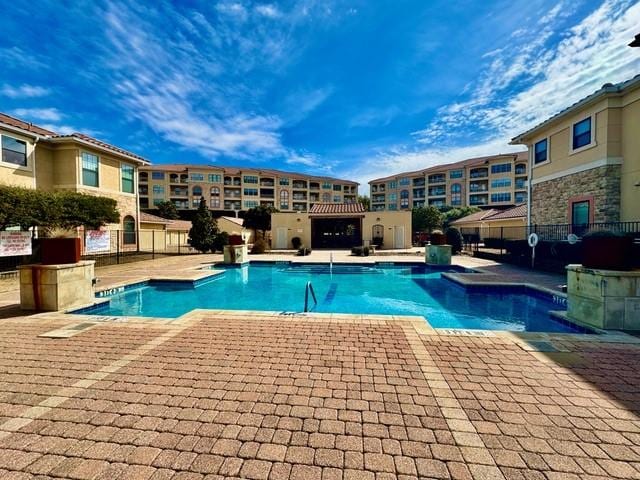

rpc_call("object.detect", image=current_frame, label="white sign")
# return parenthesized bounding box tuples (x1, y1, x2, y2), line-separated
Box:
(0, 231, 32, 257)
(85, 230, 111, 253)
(528, 233, 539, 247)
(567, 233, 578, 245)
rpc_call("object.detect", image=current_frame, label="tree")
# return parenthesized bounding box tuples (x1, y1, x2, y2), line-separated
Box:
(155, 200, 180, 220)
(243, 205, 278, 239)
(441, 206, 482, 226)
(411, 206, 442, 234)
(357, 195, 371, 211)
(188, 197, 219, 253)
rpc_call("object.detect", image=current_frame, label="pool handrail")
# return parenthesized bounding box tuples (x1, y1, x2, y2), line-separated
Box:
(304, 281, 317, 312)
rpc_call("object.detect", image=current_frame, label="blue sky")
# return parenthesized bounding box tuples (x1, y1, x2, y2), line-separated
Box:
(1, 0, 639, 191)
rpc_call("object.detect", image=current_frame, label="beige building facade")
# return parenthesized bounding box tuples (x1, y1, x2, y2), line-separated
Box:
(272, 204, 411, 250)
(369, 152, 528, 212)
(139, 164, 358, 214)
(0, 113, 148, 234)
(511, 75, 640, 225)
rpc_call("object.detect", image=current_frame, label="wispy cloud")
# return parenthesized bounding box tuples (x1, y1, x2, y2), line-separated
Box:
(282, 86, 334, 125)
(412, 0, 640, 146)
(10, 107, 62, 122)
(255, 4, 281, 19)
(349, 106, 401, 128)
(0, 84, 50, 98)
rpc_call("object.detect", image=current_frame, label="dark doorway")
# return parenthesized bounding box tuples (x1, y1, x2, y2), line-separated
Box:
(311, 218, 362, 248)
(372, 224, 384, 248)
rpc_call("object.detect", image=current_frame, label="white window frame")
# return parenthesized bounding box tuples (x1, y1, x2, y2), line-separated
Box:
(81, 151, 100, 188)
(0, 134, 31, 171)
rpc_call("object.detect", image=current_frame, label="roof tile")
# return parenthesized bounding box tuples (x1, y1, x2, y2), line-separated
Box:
(309, 203, 366, 215)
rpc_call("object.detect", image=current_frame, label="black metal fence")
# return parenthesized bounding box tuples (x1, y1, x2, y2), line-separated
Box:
(0, 229, 200, 272)
(460, 221, 640, 272)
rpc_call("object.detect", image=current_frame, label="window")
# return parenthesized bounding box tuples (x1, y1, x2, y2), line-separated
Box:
(210, 186, 220, 196)
(333, 184, 341, 192)
(151, 171, 165, 180)
(491, 192, 511, 203)
(449, 170, 463, 179)
(152, 185, 164, 195)
(490, 178, 511, 189)
(534, 139, 548, 164)
(400, 190, 409, 209)
(322, 192, 331, 202)
(1, 136, 27, 166)
(322, 182, 332, 189)
(572, 200, 590, 226)
(153, 198, 164, 206)
(429, 199, 445, 207)
(279, 177, 289, 185)
(515, 163, 527, 175)
(388, 193, 397, 202)
(190, 173, 204, 181)
(515, 192, 527, 203)
(244, 188, 258, 196)
(211, 198, 220, 208)
(192, 199, 201, 208)
(333, 195, 341, 203)
(244, 200, 258, 208)
(208, 174, 222, 183)
(388, 204, 397, 210)
(192, 186, 202, 197)
(280, 190, 289, 209)
(490, 163, 511, 174)
(139, 171, 148, 182)
(387, 181, 397, 190)
(450, 183, 462, 206)
(139, 197, 149, 209)
(81, 152, 99, 186)
(573, 117, 592, 150)
(139, 185, 148, 195)
(515, 178, 526, 189)
(428, 174, 445, 184)
(123, 216, 136, 245)
(399, 177, 410, 186)
(243, 175, 258, 184)
(121, 164, 134, 193)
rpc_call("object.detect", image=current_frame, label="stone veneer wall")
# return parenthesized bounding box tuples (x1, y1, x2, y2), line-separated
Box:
(531, 164, 621, 224)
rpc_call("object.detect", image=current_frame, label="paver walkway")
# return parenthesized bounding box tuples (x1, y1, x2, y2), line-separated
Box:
(1, 252, 636, 479)
(1, 313, 640, 479)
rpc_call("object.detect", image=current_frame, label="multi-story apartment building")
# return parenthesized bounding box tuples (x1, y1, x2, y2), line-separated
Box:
(511, 75, 640, 225)
(0, 113, 148, 234)
(139, 165, 358, 213)
(368, 152, 528, 212)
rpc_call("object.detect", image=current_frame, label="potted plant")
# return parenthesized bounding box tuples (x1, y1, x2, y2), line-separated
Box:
(429, 229, 446, 245)
(582, 230, 633, 270)
(292, 237, 302, 249)
(40, 227, 82, 265)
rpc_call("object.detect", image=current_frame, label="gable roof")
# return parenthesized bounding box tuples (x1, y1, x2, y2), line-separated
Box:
(140, 212, 172, 224)
(451, 204, 526, 225)
(511, 74, 640, 143)
(0, 112, 149, 164)
(309, 203, 366, 216)
(219, 216, 244, 226)
(450, 209, 499, 224)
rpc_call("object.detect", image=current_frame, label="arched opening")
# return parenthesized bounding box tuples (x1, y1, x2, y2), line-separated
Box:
(372, 224, 384, 247)
(123, 215, 136, 245)
(193, 186, 203, 197)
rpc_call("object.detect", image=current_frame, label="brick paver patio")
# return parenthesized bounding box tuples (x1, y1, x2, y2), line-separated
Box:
(0, 253, 638, 479)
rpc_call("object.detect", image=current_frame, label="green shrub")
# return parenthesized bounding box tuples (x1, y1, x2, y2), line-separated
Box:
(291, 236, 302, 249)
(212, 232, 229, 252)
(445, 227, 464, 254)
(251, 238, 269, 254)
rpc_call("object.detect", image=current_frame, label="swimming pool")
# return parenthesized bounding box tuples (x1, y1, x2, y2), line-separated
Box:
(79, 262, 584, 333)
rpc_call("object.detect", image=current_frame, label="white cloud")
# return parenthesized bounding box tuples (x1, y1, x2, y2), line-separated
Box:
(215, 2, 248, 21)
(255, 4, 281, 18)
(0, 84, 50, 98)
(282, 86, 334, 125)
(11, 108, 62, 122)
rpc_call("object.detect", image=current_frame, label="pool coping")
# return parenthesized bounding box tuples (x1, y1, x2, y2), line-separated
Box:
(61, 260, 639, 344)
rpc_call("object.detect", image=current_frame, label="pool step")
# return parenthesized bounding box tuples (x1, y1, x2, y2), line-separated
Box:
(281, 265, 384, 275)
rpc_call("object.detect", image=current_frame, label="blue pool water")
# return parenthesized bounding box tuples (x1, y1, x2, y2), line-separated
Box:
(80, 262, 583, 333)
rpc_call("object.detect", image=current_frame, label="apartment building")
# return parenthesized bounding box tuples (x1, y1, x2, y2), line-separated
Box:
(368, 152, 528, 212)
(139, 165, 358, 213)
(0, 113, 148, 233)
(511, 75, 640, 224)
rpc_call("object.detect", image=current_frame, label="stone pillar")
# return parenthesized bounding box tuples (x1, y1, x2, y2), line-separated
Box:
(223, 245, 249, 264)
(566, 264, 640, 330)
(18, 261, 95, 311)
(425, 244, 452, 265)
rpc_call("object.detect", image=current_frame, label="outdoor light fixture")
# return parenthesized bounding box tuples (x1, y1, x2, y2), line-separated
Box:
(630, 33, 640, 47)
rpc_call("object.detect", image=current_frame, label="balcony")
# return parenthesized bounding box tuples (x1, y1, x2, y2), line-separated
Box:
(169, 188, 188, 197)
(309, 182, 320, 190)
(469, 183, 488, 193)
(372, 195, 385, 203)
(293, 194, 307, 201)
(469, 194, 488, 206)
(224, 177, 241, 186)
(223, 191, 241, 198)
(292, 181, 307, 189)
(470, 168, 488, 179)
(428, 188, 446, 197)
(139, 186, 149, 196)
(224, 201, 241, 209)
(428, 175, 445, 184)
(171, 200, 189, 209)
(260, 178, 275, 187)
(309, 194, 319, 202)
(515, 164, 527, 175)
(412, 179, 426, 187)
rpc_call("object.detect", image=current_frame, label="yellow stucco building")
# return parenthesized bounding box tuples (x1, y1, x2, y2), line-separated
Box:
(511, 75, 640, 225)
(0, 113, 148, 235)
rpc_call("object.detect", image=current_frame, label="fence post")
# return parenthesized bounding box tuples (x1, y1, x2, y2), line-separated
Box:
(500, 227, 504, 256)
(152, 230, 155, 260)
(178, 232, 181, 254)
(116, 230, 120, 264)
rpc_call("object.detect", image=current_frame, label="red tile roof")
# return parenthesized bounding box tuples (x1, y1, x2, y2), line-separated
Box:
(309, 203, 366, 216)
(0, 112, 57, 136)
(450, 209, 499, 224)
(451, 204, 526, 225)
(140, 212, 172, 224)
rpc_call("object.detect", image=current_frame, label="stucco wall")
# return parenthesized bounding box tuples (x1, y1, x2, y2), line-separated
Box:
(271, 213, 311, 249)
(621, 92, 640, 221)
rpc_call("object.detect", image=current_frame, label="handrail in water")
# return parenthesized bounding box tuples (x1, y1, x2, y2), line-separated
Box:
(304, 281, 317, 312)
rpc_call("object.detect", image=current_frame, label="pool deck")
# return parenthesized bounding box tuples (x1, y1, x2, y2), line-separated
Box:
(1, 253, 640, 479)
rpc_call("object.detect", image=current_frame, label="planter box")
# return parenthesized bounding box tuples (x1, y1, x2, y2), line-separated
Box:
(425, 244, 452, 265)
(40, 237, 82, 265)
(223, 245, 248, 264)
(19, 261, 95, 311)
(566, 264, 640, 330)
